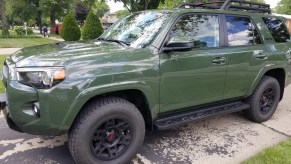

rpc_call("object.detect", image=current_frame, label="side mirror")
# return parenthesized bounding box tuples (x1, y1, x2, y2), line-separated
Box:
(163, 42, 194, 52)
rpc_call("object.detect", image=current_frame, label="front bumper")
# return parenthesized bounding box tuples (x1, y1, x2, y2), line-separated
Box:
(0, 93, 23, 133)
(1, 80, 69, 135)
(1, 59, 73, 135)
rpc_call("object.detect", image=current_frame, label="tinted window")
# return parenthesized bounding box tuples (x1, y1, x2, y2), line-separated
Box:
(263, 17, 290, 43)
(168, 14, 220, 48)
(226, 16, 262, 46)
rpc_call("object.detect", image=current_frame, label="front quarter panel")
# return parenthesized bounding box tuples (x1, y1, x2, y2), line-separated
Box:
(37, 48, 160, 132)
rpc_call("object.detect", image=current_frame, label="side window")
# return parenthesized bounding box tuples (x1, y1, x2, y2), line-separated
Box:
(168, 14, 220, 48)
(226, 15, 262, 46)
(262, 17, 290, 43)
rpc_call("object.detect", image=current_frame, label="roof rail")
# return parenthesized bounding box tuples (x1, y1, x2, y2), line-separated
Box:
(178, 0, 271, 14)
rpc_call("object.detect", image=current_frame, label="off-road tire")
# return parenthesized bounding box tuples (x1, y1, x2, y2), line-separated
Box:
(244, 76, 280, 123)
(68, 97, 145, 164)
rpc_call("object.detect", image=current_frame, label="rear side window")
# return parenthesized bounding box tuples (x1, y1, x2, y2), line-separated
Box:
(262, 17, 290, 43)
(226, 15, 262, 46)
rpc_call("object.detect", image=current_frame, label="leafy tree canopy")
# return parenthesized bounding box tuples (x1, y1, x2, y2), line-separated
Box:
(115, 10, 129, 18)
(275, 0, 291, 15)
(6, 0, 37, 23)
(75, 1, 90, 23)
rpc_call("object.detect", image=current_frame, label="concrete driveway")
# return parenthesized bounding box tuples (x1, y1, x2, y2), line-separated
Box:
(1, 85, 291, 164)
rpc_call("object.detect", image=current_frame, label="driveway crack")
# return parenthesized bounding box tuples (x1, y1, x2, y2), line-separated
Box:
(261, 123, 291, 137)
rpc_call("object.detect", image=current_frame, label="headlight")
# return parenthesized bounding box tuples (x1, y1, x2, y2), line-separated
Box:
(16, 67, 66, 89)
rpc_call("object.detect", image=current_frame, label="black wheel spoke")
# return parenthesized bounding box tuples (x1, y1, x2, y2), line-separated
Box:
(120, 136, 131, 146)
(108, 146, 117, 158)
(116, 121, 130, 132)
(106, 119, 116, 129)
(90, 117, 133, 160)
(95, 143, 106, 155)
(93, 130, 106, 141)
(260, 88, 275, 114)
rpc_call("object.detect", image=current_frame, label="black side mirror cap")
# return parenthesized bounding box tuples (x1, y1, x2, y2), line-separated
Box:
(163, 42, 194, 52)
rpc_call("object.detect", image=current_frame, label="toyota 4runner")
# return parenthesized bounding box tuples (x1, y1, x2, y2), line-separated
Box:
(1, 0, 291, 163)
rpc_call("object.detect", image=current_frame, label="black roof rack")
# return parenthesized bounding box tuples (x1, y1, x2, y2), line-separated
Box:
(178, 0, 271, 14)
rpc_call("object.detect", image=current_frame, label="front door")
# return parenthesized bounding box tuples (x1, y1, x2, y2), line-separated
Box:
(160, 14, 227, 113)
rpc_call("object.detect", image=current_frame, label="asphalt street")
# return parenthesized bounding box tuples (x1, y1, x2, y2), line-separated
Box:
(1, 85, 291, 164)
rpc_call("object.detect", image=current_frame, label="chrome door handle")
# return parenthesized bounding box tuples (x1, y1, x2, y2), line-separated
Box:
(212, 57, 226, 65)
(254, 50, 267, 59)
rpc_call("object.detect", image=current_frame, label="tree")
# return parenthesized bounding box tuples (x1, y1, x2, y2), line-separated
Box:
(113, 0, 165, 12)
(61, 12, 81, 41)
(115, 10, 129, 18)
(0, 0, 9, 37)
(75, 1, 90, 24)
(6, 0, 43, 33)
(93, 2, 110, 18)
(275, 0, 291, 15)
(40, 0, 75, 34)
(82, 11, 103, 40)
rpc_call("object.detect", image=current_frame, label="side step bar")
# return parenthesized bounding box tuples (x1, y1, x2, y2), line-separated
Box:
(154, 101, 250, 130)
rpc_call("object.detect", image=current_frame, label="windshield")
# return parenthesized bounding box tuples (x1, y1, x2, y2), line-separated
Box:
(100, 11, 172, 48)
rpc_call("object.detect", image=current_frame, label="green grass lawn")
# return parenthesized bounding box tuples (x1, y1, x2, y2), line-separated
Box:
(0, 30, 18, 37)
(0, 55, 9, 93)
(244, 139, 291, 164)
(0, 38, 58, 48)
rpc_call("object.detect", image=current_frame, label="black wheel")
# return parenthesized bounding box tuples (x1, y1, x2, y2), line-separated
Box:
(69, 97, 145, 164)
(244, 76, 280, 123)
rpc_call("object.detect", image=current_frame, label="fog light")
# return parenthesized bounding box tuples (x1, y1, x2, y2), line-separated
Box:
(32, 102, 40, 117)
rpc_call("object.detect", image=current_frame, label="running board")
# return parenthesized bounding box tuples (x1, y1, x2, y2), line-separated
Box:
(154, 101, 250, 130)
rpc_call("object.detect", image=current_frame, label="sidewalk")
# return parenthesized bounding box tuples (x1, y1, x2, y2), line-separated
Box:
(33, 29, 64, 42)
(0, 48, 21, 55)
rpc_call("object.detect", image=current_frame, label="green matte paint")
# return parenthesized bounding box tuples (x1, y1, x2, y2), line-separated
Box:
(2, 9, 291, 135)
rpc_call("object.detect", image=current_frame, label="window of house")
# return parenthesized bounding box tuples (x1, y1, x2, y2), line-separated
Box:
(226, 15, 262, 46)
(168, 14, 220, 48)
(263, 17, 290, 43)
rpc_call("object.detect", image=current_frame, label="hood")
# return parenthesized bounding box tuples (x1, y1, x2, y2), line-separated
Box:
(11, 40, 133, 67)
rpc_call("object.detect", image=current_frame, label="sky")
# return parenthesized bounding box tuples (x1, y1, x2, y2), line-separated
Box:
(107, 0, 281, 13)
(265, 0, 280, 9)
(107, 1, 125, 13)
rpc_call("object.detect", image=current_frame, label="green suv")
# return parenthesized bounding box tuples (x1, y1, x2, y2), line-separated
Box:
(1, 1, 291, 163)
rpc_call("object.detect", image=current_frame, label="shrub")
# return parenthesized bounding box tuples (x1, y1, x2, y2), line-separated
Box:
(14, 27, 34, 36)
(14, 27, 26, 36)
(1, 29, 9, 37)
(61, 12, 81, 41)
(27, 28, 34, 35)
(82, 11, 103, 40)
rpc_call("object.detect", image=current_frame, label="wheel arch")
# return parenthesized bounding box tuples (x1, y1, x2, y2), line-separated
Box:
(62, 84, 158, 132)
(247, 67, 286, 100)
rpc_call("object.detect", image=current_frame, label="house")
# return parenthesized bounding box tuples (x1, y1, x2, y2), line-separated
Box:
(101, 13, 118, 29)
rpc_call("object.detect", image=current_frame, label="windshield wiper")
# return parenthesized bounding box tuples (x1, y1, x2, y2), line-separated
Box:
(106, 39, 130, 46)
(97, 38, 130, 46)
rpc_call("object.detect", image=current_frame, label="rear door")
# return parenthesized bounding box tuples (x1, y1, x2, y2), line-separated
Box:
(223, 15, 269, 99)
